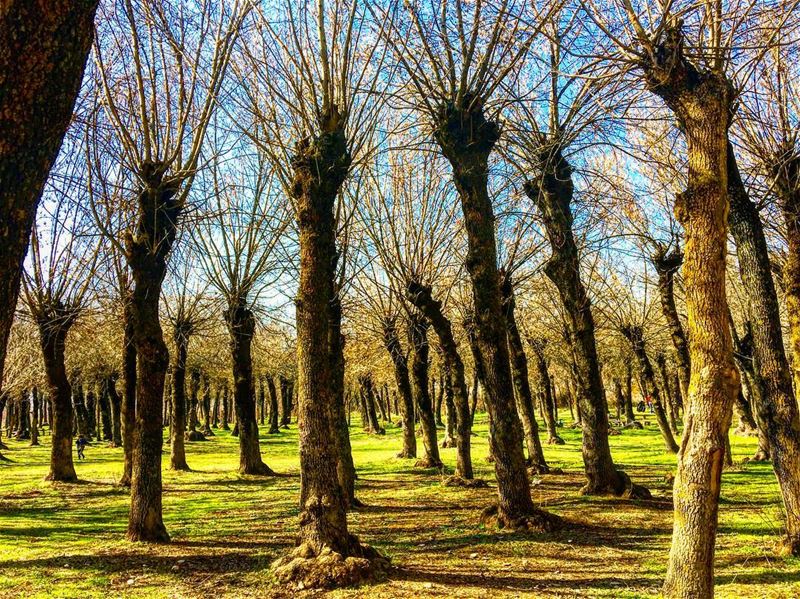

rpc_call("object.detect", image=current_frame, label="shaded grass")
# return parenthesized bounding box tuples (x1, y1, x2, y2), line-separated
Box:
(0, 414, 797, 598)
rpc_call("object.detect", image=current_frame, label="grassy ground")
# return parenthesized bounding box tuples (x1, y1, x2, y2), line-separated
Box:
(0, 414, 798, 598)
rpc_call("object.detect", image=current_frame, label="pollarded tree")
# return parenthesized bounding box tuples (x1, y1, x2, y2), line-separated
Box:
(193, 150, 289, 475)
(236, 0, 391, 586)
(92, 0, 251, 542)
(579, 0, 781, 593)
(379, 0, 562, 533)
(359, 151, 476, 479)
(20, 168, 98, 482)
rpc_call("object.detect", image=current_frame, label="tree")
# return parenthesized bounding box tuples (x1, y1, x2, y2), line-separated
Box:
(237, 0, 390, 586)
(380, 0, 562, 532)
(93, 0, 249, 543)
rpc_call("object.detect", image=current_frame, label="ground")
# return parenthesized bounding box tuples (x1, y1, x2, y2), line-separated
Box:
(0, 414, 798, 598)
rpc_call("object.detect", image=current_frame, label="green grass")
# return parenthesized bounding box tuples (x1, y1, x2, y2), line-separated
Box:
(0, 414, 798, 598)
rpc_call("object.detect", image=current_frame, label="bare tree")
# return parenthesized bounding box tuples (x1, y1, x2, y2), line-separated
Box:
(378, 0, 563, 532)
(236, 0, 390, 586)
(92, 0, 250, 543)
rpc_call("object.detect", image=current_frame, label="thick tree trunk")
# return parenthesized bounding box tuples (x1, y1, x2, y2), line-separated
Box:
(38, 316, 77, 482)
(499, 277, 550, 473)
(655, 354, 680, 435)
(640, 26, 739, 597)
(434, 98, 557, 529)
(225, 303, 272, 476)
(407, 281, 474, 479)
(329, 296, 358, 508)
(0, 1, 98, 390)
(727, 145, 800, 555)
(124, 164, 185, 544)
(527, 150, 644, 497)
(652, 248, 691, 401)
(621, 326, 679, 453)
(187, 368, 201, 436)
(280, 375, 292, 427)
(170, 331, 190, 471)
(273, 112, 384, 585)
(408, 313, 442, 469)
(120, 299, 136, 486)
(382, 317, 416, 458)
(202, 374, 214, 436)
(528, 339, 564, 445)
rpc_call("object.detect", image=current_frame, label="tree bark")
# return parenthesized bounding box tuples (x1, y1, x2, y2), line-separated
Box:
(408, 313, 442, 469)
(639, 24, 740, 597)
(526, 150, 643, 497)
(120, 298, 136, 486)
(382, 316, 416, 458)
(528, 339, 564, 445)
(38, 313, 77, 482)
(277, 110, 379, 575)
(125, 163, 184, 544)
(434, 97, 556, 529)
(727, 144, 800, 555)
(107, 376, 122, 447)
(408, 281, 474, 479)
(225, 303, 272, 476)
(170, 328, 190, 471)
(499, 277, 551, 472)
(0, 1, 98, 390)
(652, 247, 691, 401)
(266, 375, 280, 434)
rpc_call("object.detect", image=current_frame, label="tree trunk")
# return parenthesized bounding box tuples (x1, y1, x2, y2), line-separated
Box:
(273, 112, 382, 582)
(434, 97, 556, 529)
(125, 164, 185, 544)
(407, 281, 473, 478)
(499, 277, 551, 472)
(527, 150, 643, 497)
(225, 303, 272, 476)
(107, 376, 122, 447)
(221, 383, 230, 430)
(120, 298, 136, 486)
(639, 26, 739, 597)
(0, 1, 98, 392)
(727, 144, 800, 555)
(382, 316, 416, 458)
(329, 296, 358, 508)
(266, 375, 280, 434)
(621, 326, 679, 453)
(652, 247, 691, 401)
(280, 375, 291, 427)
(30, 386, 39, 446)
(98, 382, 112, 441)
(170, 330, 190, 471)
(408, 313, 442, 469)
(656, 354, 680, 436)
(38, 316, 77, 482)
(201, 374, 214, 436)
(528, 339, 564, 445)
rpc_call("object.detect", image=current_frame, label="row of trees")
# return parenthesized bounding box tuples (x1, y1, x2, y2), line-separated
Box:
(3, 0, 800, 596)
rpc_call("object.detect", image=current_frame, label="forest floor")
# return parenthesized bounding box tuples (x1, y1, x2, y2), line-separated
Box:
(0, 414, 798, 598)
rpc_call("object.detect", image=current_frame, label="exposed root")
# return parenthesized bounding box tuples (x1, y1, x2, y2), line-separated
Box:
(779, 535, 800, 557)
(440, 437, 455, 448)
(395, 449, 416, 459)
(442, 475, 488, 488)
(749, 449, 771, 462)
(580, 470, 652, 500)
(414, 456, 444, 470)
(272, 538, 389, 590)
(184, 430, 206, 442)
(527, 461, 550, 475)
(480, 504, 564, 533)
(241, 462, 276, 476)
(548, 436, 565, 445)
